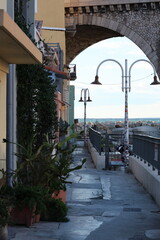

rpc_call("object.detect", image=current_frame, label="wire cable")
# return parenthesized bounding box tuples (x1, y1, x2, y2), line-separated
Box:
(73, 73, 153, 86)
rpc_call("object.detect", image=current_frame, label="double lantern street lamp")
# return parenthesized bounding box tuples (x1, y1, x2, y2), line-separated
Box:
(91, 59, 160, 165)
(79, 88, 92, 142)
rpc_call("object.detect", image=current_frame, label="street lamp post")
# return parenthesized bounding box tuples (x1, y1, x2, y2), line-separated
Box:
(91, 58, 160, 165)
(79, 88, 92, 143)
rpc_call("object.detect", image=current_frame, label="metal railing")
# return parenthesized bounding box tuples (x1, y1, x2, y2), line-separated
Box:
(133, 134, 160, 173)
(89, 128, 102, 155)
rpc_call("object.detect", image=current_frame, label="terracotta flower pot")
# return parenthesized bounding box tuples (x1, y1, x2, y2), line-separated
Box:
(0, 225, 8, 240)
(11, 206, 36, 227)
(34, 213, 41, 223)
(52, 190, 66, 203)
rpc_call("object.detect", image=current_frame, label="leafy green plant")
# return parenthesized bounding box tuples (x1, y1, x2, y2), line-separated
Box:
(41, 198, 68, 222)
(3, 132, 86, 193)
(12, 185, 38, 210)
(16, 64, 58, 151)
(0, 184, 14, 227)
(59, 118, 69, 137)
(0, 182, 14, 227)
(0, 199, 10, 227)
(14, 0, 58, 150)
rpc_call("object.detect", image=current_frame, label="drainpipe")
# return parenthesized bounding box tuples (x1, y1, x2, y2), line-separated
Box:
(6, 65, 13, 186)
(6, 1, 16, 186)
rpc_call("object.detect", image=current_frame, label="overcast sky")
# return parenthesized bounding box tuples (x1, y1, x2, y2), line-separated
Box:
(71, 37, 160, 119)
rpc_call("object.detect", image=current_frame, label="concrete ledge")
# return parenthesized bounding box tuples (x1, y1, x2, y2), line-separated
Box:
(129, 155, 160, 207)
(87, 139, 105, 170)
(64, 0, 160, 8)
(0, 9, 42, 64)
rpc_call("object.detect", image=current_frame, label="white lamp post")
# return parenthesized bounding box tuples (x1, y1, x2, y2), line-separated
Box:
(79, 88, 92, 143)
(91, 59, 160, 165)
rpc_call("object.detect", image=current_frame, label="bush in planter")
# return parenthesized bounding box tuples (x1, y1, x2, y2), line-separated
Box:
(12, 184, 38, 210)
(45, 133, 86, 193)
(3, 133, 86, 194)
(0, 198, 11, 240)
(3, 134, 79, 191)
(3, 133, 86, 224)
(41, 197, 68, 222)
(10, 184, 46, 227)
(0, 199, 10, 227)
(0, 183, 14, 227)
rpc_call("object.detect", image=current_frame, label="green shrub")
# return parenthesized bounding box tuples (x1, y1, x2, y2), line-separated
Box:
(0, 199, 10, 227)
(42, 198, 68, 222)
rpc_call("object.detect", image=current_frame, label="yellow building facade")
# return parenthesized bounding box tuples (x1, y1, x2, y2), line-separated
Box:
(35, 0, 70, 124)
(0, 5, 42, 170)
(35, 0, 65, 58)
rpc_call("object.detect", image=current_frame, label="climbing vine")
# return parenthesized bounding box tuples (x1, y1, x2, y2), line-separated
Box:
(16, 64, 58, 149)
(15, 0, 58, 149)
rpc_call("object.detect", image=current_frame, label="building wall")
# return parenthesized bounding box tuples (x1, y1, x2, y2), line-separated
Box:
(0, 0, 9, 171)
(64, 0, 160, 7)
(35, 0, 66, 61)
(35, 0, 70, 124)
(0, 0, 7, 11)
(129, 155, 160, 208)
(0, 3, 42, 176)
(0, 60, 8, 170)
(69, 85, 75, 130)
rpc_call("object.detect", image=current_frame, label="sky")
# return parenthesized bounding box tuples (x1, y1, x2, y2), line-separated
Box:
(70, 37, 160, 119)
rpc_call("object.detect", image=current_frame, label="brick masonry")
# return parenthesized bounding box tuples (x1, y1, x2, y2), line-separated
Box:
(65, 1, 160, 76)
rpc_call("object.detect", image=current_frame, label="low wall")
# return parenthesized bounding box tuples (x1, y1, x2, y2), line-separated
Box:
(129, 155, 160, 207)
(87, 139, 105, 170)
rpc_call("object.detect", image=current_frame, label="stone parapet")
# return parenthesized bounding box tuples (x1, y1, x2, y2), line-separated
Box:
(65, 0, 160, 8)
(87, 139, 105, 170)
(65, 0, 160, 75)
(129, 155, 160, 208)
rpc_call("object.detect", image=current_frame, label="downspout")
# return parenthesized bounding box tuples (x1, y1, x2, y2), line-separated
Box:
(6, 65, 13, 186)
(6, 2, 16, 186)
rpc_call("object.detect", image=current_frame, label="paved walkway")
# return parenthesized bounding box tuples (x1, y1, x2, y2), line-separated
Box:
(8, 140, 160, 240)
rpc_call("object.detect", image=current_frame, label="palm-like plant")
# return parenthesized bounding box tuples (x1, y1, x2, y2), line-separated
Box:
(3, 133, 86, 193)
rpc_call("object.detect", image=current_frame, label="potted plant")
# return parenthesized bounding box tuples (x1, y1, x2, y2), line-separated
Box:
(41, 196, 68, 222)
(3, 132, 86, 225)
(37, 133, 86, 202)
(33, 187, 47, 223)
(0, 199, 10, 240)
(0, 179, 15, 239)
(10, 184, 44, 227)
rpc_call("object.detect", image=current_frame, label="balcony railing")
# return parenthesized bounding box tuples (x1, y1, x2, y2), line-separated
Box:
(89, 128, 102, 155)
(133, 134, 160, 173)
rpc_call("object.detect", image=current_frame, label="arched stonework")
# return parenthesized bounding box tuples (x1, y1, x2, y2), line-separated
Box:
(66, 25, 121, 63)
(65, 2, 160, 75)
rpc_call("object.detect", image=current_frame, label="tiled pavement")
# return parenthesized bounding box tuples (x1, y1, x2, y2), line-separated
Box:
(8, 140, 160, 240)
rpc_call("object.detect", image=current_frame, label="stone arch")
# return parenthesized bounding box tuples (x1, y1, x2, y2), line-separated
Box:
(66, 14, 159, 74)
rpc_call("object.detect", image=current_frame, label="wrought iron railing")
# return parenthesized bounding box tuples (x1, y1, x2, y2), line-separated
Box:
(88, 128, 102, 155)
(133, 134, 160, 173)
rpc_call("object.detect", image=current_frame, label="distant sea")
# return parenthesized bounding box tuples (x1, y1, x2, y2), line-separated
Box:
(77, 118, 160, 123)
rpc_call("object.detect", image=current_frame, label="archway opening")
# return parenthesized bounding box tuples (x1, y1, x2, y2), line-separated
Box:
(71, 37, 160, 121)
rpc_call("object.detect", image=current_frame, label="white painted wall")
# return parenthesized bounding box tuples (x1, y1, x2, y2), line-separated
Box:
(0, 0, 7, 11)
(129, 155, 160, 207)
(87, 139, 105, 170)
